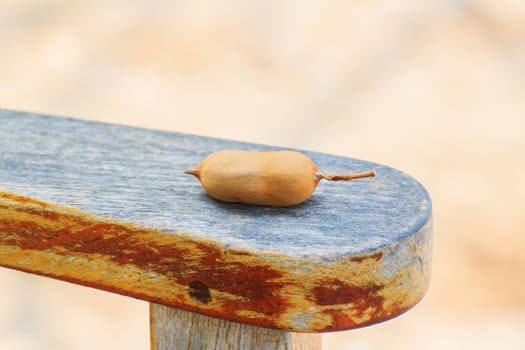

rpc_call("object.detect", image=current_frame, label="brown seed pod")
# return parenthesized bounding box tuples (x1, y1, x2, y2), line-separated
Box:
(185, 150, 375, 207)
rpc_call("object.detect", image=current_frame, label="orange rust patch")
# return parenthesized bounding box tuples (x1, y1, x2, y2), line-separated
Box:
(321, 309, 359, 330)
(312, 278, 413, 332)
(0, 191, 290, 330)
(349, 251, 383, 263)
(0, 190, 431, 332)
(0, 192, 51, 208)
(319, 302, 408, 332)
(312, 279, 383, 308)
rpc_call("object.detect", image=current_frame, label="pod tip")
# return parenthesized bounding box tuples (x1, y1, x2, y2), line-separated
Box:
(184, 168, 200, 177)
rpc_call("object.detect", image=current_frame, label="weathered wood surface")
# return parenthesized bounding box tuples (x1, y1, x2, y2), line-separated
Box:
(0, 109, 432, 332)
(150, 303, 321, 350)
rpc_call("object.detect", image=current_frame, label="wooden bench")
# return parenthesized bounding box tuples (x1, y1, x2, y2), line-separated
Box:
(0, 110, 432, 349)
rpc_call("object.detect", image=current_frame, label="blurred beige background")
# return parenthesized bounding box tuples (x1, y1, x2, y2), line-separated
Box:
(1, 0, 524, 349)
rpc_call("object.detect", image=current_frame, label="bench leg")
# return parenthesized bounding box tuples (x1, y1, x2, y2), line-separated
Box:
(150, 303, 322, 350)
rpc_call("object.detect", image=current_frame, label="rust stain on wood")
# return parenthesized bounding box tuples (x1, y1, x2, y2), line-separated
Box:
(309, 278, 402, 331)
(311, 279, 383, 307)
(349, 251, 383, 263)
(0, 191, 431, 332)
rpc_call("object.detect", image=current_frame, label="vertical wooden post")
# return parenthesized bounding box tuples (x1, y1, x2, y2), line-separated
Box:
(150, 303, 322, 350)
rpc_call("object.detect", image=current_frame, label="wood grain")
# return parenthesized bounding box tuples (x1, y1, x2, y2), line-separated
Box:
(150, 303, 321, 350)
(0, 109, 433, 332)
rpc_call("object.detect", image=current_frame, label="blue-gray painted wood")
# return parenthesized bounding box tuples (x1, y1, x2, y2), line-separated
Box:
(0, 109, 431, 259)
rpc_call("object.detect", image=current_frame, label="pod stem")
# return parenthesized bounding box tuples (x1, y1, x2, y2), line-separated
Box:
(316, 169, 376, 181)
